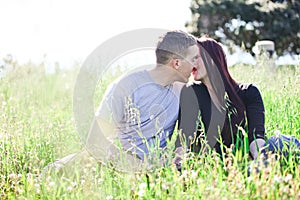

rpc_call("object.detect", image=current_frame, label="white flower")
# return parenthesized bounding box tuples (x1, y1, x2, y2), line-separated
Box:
(181, 170, 188, 178)
(97, 178, 103, 184)
(67, 186, 73, 191)
(8, 173, 16, 179)
(191, 170, 198, 179)
(138, 189, 145, 197)
(72, 181, 78, 187)
(48, 182, 55, 187)
(139, 182, 147, 190)
(247, 176, 253, 182)
(162, 183, 168, 190)
(138, 182, 147, 197)
(284, 174, 292, 182)
(274, 175, 282, 183)
(106, 195, 113, 200)
(274, 130, 281, 136)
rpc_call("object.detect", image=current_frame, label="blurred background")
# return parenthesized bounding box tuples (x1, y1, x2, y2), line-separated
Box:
(0, 0, 299, 75)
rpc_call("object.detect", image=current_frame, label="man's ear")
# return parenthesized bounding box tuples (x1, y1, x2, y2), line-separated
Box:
(171, 58, 180, 70)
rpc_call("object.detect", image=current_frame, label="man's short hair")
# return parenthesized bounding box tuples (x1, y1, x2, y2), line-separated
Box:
(156, 30, 197, 65)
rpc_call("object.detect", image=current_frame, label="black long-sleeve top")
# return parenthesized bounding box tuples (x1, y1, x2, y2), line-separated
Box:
(178, 82, 265, 154)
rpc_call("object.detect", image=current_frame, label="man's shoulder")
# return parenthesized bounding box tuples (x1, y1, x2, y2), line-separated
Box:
(111, 70, 150, 89)
(117, 70, 146, 81)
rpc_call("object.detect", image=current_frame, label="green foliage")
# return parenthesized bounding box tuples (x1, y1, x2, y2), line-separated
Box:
(187, 0, 300, 55)
(0, 61, 299, 199)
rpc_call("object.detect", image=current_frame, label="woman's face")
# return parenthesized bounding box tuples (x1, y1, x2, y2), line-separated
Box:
(192, 48, 207, 81)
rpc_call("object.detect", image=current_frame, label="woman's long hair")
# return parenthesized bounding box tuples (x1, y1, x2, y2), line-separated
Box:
(198, 36, 246, 140)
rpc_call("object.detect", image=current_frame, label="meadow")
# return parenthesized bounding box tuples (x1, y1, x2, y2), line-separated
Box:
(0, 58, 299, 199)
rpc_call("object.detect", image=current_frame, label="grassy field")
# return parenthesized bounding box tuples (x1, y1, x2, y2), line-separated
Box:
(0, 60, 299, 199)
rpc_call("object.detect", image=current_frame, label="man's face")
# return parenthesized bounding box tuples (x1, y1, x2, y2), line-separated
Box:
(177, 44, 200, 82)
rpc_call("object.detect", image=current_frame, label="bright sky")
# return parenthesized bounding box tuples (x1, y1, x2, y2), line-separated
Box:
(0, 0, 192, 67)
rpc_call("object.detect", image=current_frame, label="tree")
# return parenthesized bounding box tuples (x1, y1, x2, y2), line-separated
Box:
(186, 0, 300, 55)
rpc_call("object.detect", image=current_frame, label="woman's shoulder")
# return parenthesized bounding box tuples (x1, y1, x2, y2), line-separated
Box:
(186, 81, 206, 89)
(182, 81, 206, 92)
(181, 81, 207, 96)
(238, 83, 262, 100)
(238, 83, 260, 92)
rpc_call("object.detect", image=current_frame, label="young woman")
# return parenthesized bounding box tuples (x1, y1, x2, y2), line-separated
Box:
(176, 36, 300, 160)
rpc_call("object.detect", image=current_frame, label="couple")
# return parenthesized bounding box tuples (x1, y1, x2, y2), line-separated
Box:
(49, 30, 299, 173)
(86, 30, 299, 172)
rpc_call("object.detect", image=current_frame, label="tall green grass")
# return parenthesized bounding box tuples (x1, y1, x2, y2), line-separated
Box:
(0, 60, 299, 199)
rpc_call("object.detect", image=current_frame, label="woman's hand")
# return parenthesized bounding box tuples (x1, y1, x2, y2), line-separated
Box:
(249, 139, 266, 160)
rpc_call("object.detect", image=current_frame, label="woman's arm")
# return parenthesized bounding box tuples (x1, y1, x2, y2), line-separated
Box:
(243, 84, 266, 159)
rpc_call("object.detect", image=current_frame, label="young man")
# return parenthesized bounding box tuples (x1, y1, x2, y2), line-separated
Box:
(86, 30, 199, 171)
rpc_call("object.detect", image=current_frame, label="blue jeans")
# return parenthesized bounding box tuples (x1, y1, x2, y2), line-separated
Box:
(263, 134, 300, 158)
(248, 134, 300, 176)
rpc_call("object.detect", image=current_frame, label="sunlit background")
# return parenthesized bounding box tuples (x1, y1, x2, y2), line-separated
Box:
(0, 0, 298, 73)
(0, 0, 190, 67)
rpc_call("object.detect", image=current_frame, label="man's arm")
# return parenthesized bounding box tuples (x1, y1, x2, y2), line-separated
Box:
(85, 117, 143, 172)
(86, 78, 144, 171)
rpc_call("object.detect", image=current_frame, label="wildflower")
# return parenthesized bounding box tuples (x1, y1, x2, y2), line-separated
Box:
(274, 130, 281, 136)
(106, 195, 113, 200)
(67, 186, 73, 191)
(48, 182, 55, 187)
(162, 183, 168, 190)
(138, 189, 145, 197)
(8, 173, 16, 179)
(191, 170, 198, 179)
(97, 178, 103, 184)
(274, 175, 282, 183)
(181, 170, 188, 178)
(284, 174, 292, 183)
(85, 163, 92, 168)
(17, 174, 22, 179)
(137, 182, 147, 197)
(139, 182, 147, 190)
(197, 178, 204, 185)
(247, 176, 253, 182)
(72, 181, 77, 187)
(150, 183, 155, 188)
